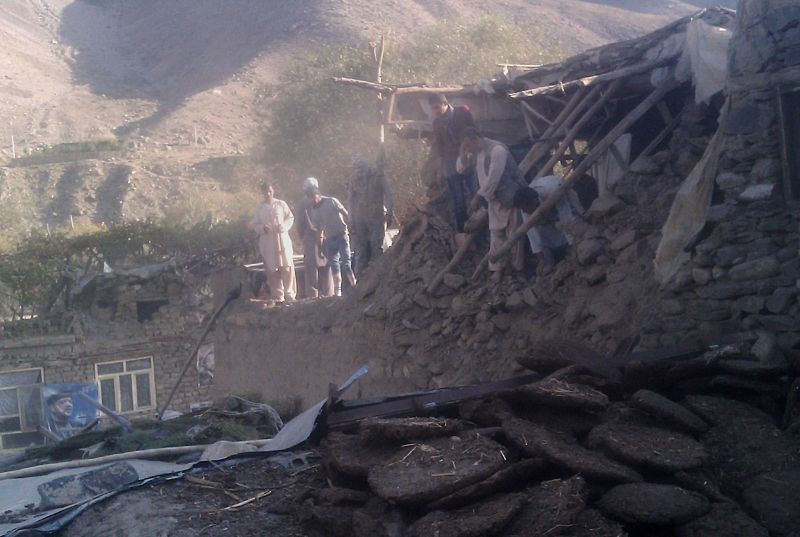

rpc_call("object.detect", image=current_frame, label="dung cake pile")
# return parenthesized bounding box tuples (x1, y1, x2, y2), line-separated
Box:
(301, 339, 800, 537)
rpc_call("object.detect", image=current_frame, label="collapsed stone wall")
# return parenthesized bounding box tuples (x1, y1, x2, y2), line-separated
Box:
(212, 0, 799, 405)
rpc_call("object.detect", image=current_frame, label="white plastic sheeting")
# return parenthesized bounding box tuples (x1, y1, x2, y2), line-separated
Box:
(677, 19, 733, 104)
(654, 129, 723, 284)
(648, 18, 731, 104)
(592, 133, 632, 198)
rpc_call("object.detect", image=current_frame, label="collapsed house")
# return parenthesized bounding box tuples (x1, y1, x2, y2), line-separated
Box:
(217, 3, 798, 400)
(0, 262, 214, 452)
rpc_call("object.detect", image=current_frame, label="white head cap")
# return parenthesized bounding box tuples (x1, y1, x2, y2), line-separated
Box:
(302, 177, 319, 195)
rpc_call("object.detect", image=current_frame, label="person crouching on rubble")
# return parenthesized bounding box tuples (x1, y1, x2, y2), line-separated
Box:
(512, 175, 578, 271)
(251, 183, 297, 304)
(458, 127, 527, 276)
(297, 177, 334, 298)
(308, 186, 357, 296)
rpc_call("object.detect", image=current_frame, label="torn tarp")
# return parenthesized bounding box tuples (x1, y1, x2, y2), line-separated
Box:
(1, 365, 369, 536)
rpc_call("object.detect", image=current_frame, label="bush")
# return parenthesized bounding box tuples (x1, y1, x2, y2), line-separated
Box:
(0, 219, 249, 319)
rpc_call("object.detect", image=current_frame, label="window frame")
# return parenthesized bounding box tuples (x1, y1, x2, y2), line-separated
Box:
(0, 367, 45, 450)
(94, 357, 157, 414)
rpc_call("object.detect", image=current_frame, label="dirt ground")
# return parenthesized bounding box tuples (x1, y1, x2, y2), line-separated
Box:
(59, 456, 325, 537)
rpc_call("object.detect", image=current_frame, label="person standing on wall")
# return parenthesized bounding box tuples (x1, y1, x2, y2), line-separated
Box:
(308, 187, 357, 297)
(296, 177, 334, 298)
(347, 154, 394, 276)
(251, 183, 296, 304)
(429, 93, 476, 239)
(458, 127, 527, 276)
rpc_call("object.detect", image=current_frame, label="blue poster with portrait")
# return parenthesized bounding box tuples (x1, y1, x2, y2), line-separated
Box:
(41, 383, 100, 441)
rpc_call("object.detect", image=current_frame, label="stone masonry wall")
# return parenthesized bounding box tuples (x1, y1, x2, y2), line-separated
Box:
(652, 0, 800, 360)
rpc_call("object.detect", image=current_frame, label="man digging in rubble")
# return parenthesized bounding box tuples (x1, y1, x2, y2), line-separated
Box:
(513, 175, 578, 271)
(429, 93, 476, 241)
(251, 183, 296, 304)
(308, 186, 357, 296)
(296, 177, 334, 298)
(458, 127, 527, 277)
(347, 154, 394, 276)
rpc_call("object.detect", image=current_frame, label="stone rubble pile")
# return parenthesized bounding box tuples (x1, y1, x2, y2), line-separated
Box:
(299, 340, 800, 537)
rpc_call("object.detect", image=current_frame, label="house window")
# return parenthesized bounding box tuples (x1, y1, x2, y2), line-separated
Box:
(0, 368, 45, 450)
(95, 357, 156, 413)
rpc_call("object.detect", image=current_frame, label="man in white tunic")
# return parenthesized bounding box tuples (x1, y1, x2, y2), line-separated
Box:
(457, 128, 526, 274)
(513, 175, 578, 269)
(251, 183, 296, 303)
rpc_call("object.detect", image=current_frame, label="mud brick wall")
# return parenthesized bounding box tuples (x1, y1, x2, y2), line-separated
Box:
(0, 275, 214, 418)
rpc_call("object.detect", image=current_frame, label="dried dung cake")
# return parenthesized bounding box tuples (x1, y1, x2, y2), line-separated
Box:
(503, 418, 642, 484)
(676, 502, 768, 537)
(321, 431, 399, 477)
(359, 417, 461, 444)
(504, 377, 610, 411)
(629, 389, 708, 433)
(598, 483, 710, 525)
(428, 458, 548, 510)
(503, 476, 588, 536)
(406, 493, 527, 537)
(587, 422, 708, 472)
(367, 435, 508, 505)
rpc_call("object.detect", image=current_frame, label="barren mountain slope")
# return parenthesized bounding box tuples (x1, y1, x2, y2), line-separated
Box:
(0, 0, 736, 234)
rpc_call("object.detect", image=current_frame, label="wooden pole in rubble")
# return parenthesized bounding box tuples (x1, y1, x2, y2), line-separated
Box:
(471, 76, 680, 280)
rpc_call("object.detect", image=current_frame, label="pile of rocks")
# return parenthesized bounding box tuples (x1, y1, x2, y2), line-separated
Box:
(300, 340, 800, 537)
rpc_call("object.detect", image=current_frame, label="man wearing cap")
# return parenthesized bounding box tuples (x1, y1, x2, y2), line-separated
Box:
(308, 187, 357, 297)
(347, 155, 394, 276)
(296, 177, 333, 298)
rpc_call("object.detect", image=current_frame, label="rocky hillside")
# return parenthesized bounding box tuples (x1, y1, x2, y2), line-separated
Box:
(0, 0, 737, 237)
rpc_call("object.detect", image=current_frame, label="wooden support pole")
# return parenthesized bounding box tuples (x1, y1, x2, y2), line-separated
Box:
(157, 286, 240, 420)
(427, 210, 487, 294)
(393, 86, 466, 95)
(520, 105, 541, 140)
(533, 79, 622, 180)
(517, 84, 599, 177)
(657, 101, 674, 125)
(374, 34, 386, 145)
(520, 101, 553, 126)
(332, 77, 394, 93)
(471, 77, 680, 279)
(624, 107, 683, 173)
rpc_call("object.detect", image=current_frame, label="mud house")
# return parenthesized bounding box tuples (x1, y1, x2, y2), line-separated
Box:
(0, 262, 213, 451)
(214, 4, 799, 407)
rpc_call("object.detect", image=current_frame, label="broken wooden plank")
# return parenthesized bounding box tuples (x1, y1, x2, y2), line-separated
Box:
(508, 56, 675, 99)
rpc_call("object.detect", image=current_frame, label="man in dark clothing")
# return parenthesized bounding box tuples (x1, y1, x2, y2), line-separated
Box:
(347, 155, 394, 276)
(429, 93, 476, 234)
